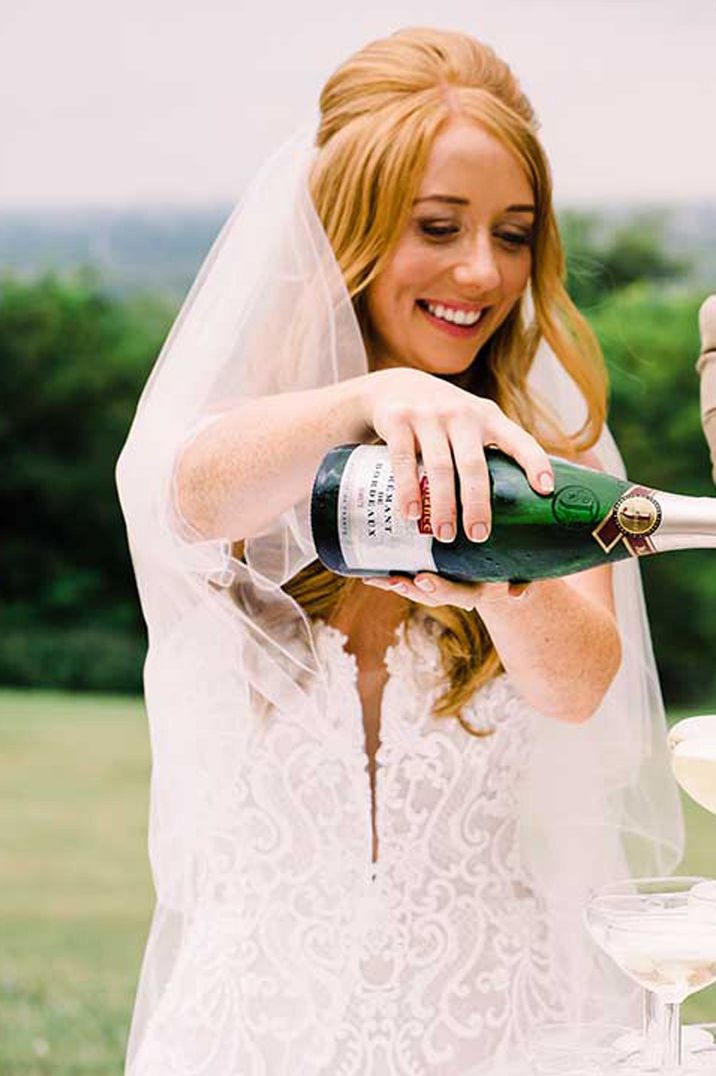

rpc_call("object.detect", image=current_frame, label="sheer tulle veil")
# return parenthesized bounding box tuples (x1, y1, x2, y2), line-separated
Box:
(115, 127, 683, 1068)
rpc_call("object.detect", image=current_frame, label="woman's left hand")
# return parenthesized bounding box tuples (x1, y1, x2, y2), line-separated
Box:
(362, 573, 530, 610)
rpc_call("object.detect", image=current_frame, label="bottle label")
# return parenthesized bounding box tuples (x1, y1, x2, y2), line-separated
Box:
(337, 445, 437, 572)
(592, 485, 660, 555)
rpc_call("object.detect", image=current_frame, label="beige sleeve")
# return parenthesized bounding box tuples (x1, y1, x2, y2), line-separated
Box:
(696, 295, 716, 484)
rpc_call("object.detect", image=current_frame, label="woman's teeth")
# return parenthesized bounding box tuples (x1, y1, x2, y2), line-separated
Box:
(425, 302, 483, 326)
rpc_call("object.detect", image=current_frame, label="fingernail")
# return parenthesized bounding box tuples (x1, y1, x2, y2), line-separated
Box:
(407, 501, 421, 520)
(469, 522, 489, 543)
(538, 471, 554, 493)
(415, 576, 435, 592)
(437, 522, 455, 542)
(392, 582, 408, 594)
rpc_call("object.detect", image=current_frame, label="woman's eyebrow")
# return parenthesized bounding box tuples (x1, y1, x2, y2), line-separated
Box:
(413, 194, 469, 206)
(413, 194, 535, 213)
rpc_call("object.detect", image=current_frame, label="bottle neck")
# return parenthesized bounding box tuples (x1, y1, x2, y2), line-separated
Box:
(651, 489, 716, 552)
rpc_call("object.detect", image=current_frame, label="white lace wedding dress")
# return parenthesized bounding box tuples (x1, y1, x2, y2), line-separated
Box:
(129, 614, 568, 1076)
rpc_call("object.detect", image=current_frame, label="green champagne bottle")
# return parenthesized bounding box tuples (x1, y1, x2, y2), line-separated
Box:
(310, 443, 716, 583)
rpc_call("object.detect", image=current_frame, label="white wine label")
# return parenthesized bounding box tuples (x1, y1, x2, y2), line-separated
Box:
(337, 445, 437, 572)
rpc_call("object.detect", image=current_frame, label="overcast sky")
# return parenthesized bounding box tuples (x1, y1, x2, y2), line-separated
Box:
(2, 0, 715, 209)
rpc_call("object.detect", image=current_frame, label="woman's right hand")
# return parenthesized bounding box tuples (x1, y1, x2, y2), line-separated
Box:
(360, 366, 555, 543)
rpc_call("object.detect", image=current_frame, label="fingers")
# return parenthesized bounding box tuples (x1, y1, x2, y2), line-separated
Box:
(447, 409, 552, 541)
(384, 411, 459, 542)
(382, 414, 422, 521)
(481, 417, 553, 498)
(363, 574, 479, 609)
(413, 417, 456, 542)
(381, 395, 553, 544)
(362, 574, 531, 609)
(447, 415, 492, 538)
(700, 294, 716, 354)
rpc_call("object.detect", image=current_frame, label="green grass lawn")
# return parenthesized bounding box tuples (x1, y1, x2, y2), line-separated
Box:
(0, 691, 152, 1075)
(1, 690, 715, 1074)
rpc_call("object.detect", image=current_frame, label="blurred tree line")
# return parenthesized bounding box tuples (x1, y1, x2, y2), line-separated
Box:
(0, 211, 712, 704)
(0, 271, 173, 691)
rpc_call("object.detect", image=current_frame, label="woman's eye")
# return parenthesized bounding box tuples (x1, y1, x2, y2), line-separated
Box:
(418, 220, 460, 240)
(497, 231, 532, 249)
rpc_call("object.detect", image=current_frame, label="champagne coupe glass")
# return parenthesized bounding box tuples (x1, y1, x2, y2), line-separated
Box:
(584, 877, 716, 1073)
(667, 715, 716, 814)
(664, 719, 716, 1071)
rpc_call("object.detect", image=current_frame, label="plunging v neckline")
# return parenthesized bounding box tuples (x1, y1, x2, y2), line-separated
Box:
(313, 617, 410, 868)
(311, 615, 445, 871)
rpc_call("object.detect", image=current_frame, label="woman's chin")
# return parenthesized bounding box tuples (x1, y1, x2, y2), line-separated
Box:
(415, 351, 479, 377)
(367, 342, 480, 376)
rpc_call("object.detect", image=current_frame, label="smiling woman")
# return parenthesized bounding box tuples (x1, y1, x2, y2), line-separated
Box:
(365, 122, 535, 374)
(116, 25, 683, 1076)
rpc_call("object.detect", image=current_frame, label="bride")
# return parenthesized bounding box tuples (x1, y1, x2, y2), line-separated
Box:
(116, 26, 682, 1075)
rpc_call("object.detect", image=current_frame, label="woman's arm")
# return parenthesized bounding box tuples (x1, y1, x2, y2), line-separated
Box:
(175, 366, 555, 545)
(472, 569, 621, 723)
(174, 375, 374, 541)
(456, 445, 621, 723)
(365, 567, 621, 724)
(460, 445, 615, 723)
(365, 446, 621, 723)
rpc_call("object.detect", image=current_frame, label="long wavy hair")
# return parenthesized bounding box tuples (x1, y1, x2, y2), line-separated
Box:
(237, 27, 609, 729)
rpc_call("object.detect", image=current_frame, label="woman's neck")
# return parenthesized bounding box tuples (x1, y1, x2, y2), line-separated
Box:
(328, 585, 409, 665)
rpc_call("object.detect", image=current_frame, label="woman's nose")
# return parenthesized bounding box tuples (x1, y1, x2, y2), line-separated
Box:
(452, 235, 501, 294)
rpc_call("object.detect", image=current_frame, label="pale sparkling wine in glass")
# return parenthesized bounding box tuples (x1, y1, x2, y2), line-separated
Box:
(672, 741, 716, 814)
(668, 714, 716, 814)
(589, 909, 716, 1003)
(584, 878, 716, 1071)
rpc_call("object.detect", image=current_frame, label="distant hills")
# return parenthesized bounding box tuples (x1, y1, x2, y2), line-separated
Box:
(0, 205, 228, 298)
(0, 201, 714, 299)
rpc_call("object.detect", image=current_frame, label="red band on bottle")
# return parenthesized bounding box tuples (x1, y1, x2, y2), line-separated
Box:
(592, 485, 658, 557)
(418, 474, 433, 535)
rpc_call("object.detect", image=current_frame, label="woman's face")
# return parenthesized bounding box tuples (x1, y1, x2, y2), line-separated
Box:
(365, 118, 535, 375)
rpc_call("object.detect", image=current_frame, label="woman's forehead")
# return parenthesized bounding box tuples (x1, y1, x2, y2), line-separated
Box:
(417, 119, 533, 209)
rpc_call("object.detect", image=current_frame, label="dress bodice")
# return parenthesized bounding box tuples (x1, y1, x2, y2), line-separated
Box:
(130, 615, 566, 1076)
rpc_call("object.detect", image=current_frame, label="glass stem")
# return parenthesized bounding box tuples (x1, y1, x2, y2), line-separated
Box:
(661, 1002, 681, 1071)
(643, 990, 661, 1066)
(645, 992, 681, 1070)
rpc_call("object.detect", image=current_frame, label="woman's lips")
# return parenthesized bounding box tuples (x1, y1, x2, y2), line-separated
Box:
(416, 300, 486, 339)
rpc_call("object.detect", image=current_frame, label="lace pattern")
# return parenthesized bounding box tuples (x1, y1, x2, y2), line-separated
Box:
(130, 617, 567, 1075)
